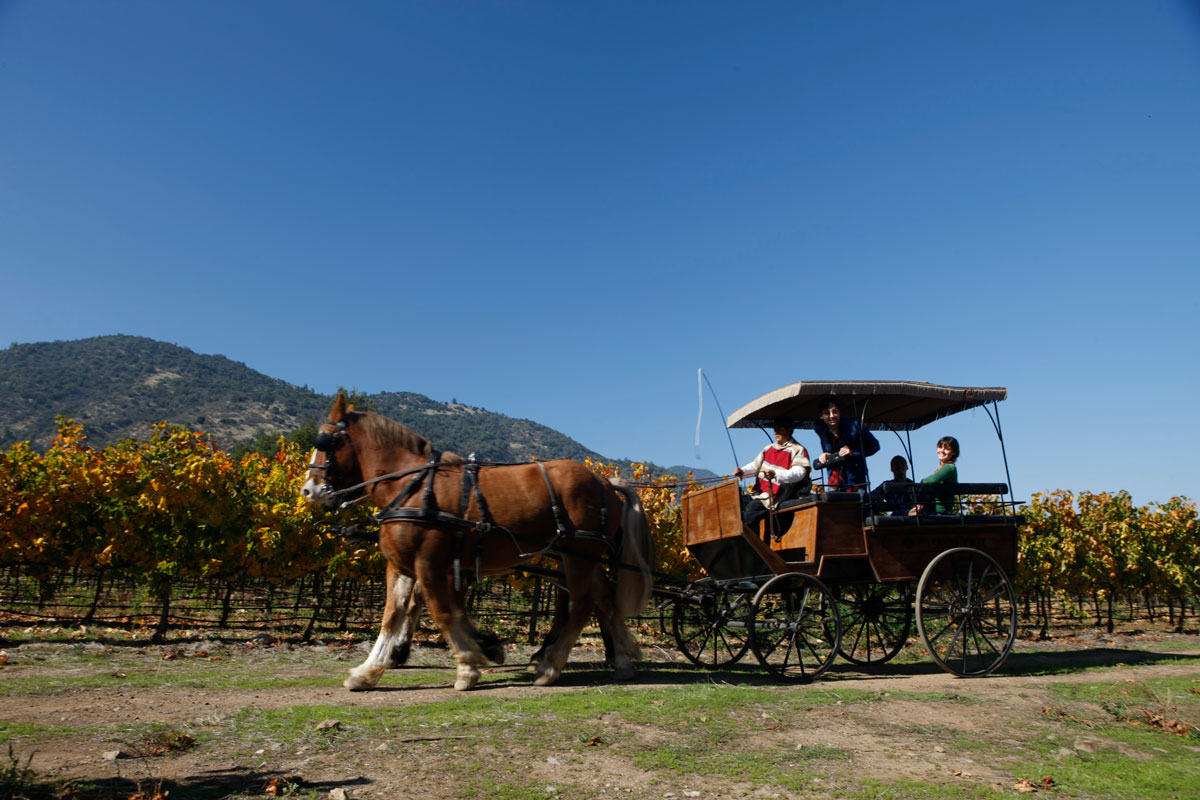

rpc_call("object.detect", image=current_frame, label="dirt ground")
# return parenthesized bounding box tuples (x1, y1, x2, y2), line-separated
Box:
(3, 624, 1200, 800)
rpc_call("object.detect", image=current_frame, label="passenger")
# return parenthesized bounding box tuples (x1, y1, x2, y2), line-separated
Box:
(732, 419, 811, 534)
(869, 455, 916, 515)
(812, 397, 880, 489)
(914, 436, 959, 514)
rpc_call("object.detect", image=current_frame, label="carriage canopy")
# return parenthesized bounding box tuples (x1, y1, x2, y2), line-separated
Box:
(726, 380, 1007, 432)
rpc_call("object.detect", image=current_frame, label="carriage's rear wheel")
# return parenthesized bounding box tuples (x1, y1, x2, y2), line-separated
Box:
(672, 580, 752, 668)
(749, 573, 841, 683)
(835, 582, 912, 666)
(916, 548, 1017, 677)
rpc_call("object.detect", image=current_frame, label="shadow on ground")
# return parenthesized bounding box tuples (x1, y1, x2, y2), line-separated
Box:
(35, 767, 372, 800)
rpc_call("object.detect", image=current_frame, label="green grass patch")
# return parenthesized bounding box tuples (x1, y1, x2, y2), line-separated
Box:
(887, 690, 989, 704)
(463, 778, 587, 800)
(847, 779, 1007, 799)
(1049, 674, 1200, 737)
(630, 741, 845, 791)
(1015, 737, 1200, 800)
(225, 684, 880, 753)
(0, 664, 342, 695)
(0, 721, 79, 746)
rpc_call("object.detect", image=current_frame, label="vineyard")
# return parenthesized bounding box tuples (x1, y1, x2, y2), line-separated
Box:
(1, 419, 1197, 643)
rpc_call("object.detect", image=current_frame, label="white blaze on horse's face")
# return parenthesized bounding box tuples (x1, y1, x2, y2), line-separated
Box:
(300, 448, 332, 503)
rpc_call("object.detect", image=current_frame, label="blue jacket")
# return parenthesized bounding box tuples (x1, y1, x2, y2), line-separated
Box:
(814, 419, 880, 488)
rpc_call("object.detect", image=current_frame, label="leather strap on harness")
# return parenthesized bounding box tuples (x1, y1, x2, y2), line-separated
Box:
(370, 458, 615, 591)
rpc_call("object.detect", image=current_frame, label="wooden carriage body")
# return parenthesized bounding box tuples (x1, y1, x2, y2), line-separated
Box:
(681, 479, 1019, 585)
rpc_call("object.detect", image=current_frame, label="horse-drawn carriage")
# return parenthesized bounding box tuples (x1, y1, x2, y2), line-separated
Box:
(673, 380, 1023, 681)
(301, 380, 1023, 690)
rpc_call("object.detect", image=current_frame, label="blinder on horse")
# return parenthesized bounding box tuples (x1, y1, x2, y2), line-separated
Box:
(314, 421, 347, 453)
(309, 421, 368, 507)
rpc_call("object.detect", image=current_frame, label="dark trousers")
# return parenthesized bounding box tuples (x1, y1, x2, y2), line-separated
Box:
(740, 494, 794, 540)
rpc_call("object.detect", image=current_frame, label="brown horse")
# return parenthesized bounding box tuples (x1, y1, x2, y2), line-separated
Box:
(300, 394, 654, 690)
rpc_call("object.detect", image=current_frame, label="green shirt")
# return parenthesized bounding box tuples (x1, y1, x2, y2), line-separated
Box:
(920, 463, 958, 513)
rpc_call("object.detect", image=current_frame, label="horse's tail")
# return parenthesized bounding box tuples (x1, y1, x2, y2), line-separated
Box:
(609, 479, 655, 619)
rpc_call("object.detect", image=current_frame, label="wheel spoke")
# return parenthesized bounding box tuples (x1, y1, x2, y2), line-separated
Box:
(835, 583, 912, 666)
(751, 573, 840, 682)
(918, 548, 1016, 677)
(673, 586, 751, 669)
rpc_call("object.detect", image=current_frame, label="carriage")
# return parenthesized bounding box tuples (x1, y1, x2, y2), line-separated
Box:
(302, 381, 1023, 691)
(671, 380, 1023, 682)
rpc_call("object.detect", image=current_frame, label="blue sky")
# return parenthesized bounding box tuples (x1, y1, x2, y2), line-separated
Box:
(2, 1, 1198, 505)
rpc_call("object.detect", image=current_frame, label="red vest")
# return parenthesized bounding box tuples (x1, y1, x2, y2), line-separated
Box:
(757, 446, 794, 497)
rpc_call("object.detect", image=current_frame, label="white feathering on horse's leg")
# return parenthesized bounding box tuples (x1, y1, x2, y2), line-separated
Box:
(344, 663, 386, 691)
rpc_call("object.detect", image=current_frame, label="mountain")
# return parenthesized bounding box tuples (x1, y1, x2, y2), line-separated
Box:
(0, 336, 660, 468)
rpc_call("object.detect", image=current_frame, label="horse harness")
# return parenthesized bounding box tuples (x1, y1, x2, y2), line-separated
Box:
(315, 421, 613, 590)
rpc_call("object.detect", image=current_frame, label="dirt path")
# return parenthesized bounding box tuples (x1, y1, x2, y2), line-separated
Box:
(4, 630, 1199, 799)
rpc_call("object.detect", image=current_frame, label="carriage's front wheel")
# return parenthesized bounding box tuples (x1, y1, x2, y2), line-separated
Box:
(916, 548, 1017, 677)
(835, 582, 912, 666)
(750, 573, 841, 683)
(672, 580, 752, 668)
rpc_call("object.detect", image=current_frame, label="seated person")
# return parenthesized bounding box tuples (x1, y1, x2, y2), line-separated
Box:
(869, 455, 917, 515)
(811, 397, 880, 489)
(914, 436, 959, 514)
(732, 419, 811, 536)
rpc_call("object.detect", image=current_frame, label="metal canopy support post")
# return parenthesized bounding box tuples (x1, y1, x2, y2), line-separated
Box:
(981, 400, 1017, 519)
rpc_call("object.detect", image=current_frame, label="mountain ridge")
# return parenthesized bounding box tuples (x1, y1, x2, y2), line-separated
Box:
(0, 335, 711, 478)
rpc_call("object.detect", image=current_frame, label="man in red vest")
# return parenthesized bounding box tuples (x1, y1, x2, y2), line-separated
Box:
(733, 419, 812, 534)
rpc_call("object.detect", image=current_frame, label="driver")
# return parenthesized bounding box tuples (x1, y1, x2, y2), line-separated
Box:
(812, 397, 880, 489)
(732, 419, 811, 529)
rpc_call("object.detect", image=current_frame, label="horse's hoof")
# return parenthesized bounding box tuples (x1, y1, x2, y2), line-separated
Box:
(613, 665, 637, 682)
(454, 666, 481, 691)
(344, 666, 382, 691)
(533, 667, 560, 687)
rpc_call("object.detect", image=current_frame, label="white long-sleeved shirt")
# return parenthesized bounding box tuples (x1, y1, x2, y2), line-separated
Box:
(738, 441, 811, 503)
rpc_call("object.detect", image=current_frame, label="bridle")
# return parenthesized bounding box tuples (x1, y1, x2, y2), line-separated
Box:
(307, 420, 367, 507)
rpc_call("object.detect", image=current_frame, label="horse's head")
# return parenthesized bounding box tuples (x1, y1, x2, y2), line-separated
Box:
(300, 393, 366, 509)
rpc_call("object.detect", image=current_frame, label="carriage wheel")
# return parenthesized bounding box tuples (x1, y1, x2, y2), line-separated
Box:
(916, 548, 1017, 677)
(835, 582, 913, 666)
(749, 573, 841, 683)
(672, 580, 752, 668)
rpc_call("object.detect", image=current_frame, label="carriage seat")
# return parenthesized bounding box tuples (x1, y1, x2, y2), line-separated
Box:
(772, 489, 863, 513)
(865, 513, 1025, 528)
(864, 482, 1016, 527)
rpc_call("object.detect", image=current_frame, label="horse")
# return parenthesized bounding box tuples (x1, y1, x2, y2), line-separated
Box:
(300, 393, 654, 690)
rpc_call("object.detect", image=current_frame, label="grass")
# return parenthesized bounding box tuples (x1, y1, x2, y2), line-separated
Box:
(4, 636, 1200, 800)
(846, 779, 1009, 799)
(0, 722, 81, 747)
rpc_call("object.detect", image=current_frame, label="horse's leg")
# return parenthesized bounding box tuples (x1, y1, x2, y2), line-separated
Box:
(591, 578, 642, 681)
(532, 559, 601, 687)
(531, 585, 615, 672)
(528, 585, 568, 672)
(418, 561, 488, 691)
(392, 574, 424, 665)
(452, 582, 506, 665)
(345, 564, 417, 691)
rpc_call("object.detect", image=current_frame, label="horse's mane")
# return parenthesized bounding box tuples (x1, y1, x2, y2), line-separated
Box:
(355, 412, 463, 463)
